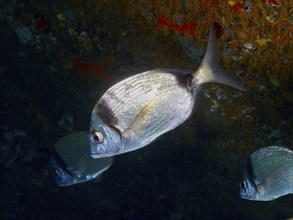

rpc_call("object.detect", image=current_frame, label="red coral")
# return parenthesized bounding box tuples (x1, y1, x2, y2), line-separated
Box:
(75, 58, 90, 72)
(157, 15, 169, 27)
(75, 58, 109, 83)
(156, 15, 197, 36)
(196, 1, 207, 15)
(231, 2, 245, 12)
(91, 64, 109, 83)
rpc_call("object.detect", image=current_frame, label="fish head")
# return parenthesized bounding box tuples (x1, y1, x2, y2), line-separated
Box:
(89, 113, 122, 158)
(50, 156, 79, 186)
(239, 168, 257, 200)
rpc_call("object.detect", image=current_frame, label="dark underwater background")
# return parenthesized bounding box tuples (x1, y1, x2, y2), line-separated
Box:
(0, 1, 292, 220)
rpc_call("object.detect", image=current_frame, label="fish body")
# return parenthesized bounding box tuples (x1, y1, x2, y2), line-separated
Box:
(51, 132, 113, 186)
(89, 26, 245, 158)
(240, 146, 293, 201)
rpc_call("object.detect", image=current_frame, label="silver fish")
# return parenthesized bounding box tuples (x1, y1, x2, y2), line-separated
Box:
(89, 26, 245, 158)
(51, 132, 113, 186)
(240, 146, 293, 201)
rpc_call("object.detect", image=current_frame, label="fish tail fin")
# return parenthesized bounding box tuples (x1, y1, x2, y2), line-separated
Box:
(192, 25, 246, 91)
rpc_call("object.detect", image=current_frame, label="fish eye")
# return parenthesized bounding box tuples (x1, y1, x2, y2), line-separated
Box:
(90, 130, 104, 144)
(53, 170, 62, 178)
(241, 181, 247, 190)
